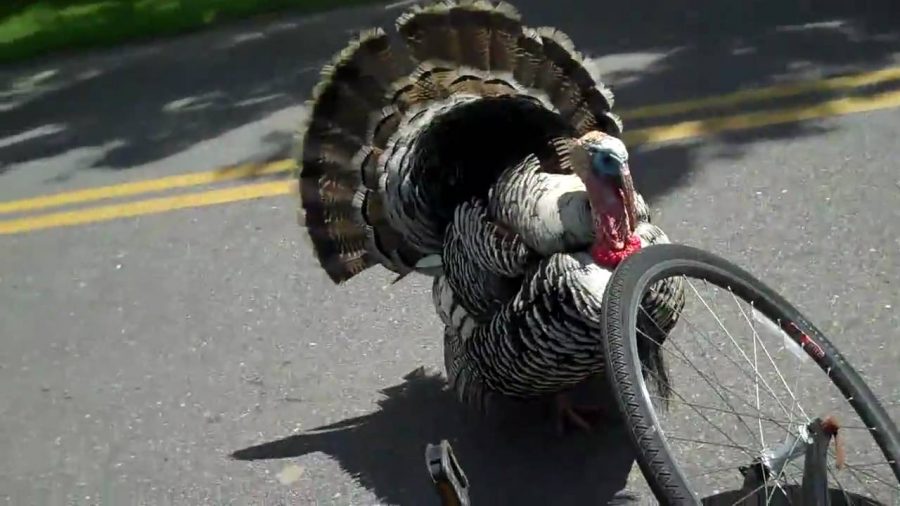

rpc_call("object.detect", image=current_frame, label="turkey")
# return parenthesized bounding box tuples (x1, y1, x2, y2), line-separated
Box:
(294, 0, 685, 432)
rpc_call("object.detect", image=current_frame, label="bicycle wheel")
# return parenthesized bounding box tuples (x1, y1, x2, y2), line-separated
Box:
(601, 243, 900, 505)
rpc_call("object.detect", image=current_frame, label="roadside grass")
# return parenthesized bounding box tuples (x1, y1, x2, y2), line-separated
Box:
(0, 0, 383, 63)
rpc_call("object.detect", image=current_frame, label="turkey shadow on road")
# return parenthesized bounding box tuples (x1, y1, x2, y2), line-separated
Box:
(629, 142, 698, 207)
(230, 367, 641, 506)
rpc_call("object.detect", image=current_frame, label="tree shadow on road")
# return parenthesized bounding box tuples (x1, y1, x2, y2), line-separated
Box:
(230, 367, 640, 506)
(0, 0, 898, 204)
(0, 2, 398, 177)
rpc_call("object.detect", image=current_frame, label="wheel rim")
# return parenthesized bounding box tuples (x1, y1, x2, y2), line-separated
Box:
(626, 267, 900, 505)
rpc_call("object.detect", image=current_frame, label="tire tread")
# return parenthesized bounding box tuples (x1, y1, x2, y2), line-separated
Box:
(601, 244, 900, 505)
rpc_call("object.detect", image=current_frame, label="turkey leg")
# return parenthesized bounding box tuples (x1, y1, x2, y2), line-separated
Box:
(553, 393, 611, 434)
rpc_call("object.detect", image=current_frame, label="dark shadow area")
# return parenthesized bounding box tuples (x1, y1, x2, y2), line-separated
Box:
(630, 142, 700, 202)
(0, 2, 397, 175)
(534, 0, 899, 203)
(231, 367, 641, 505)
(0, 2, 890, 503)
(0, 0, 898, 206)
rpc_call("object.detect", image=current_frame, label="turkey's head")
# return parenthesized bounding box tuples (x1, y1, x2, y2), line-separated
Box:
(575, 131, 641, 269)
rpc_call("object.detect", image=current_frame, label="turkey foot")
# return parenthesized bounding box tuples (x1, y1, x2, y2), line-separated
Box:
(553, 393, 610, 435)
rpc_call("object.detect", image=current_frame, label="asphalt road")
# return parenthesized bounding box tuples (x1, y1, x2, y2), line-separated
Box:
(1, 0, 900, 505)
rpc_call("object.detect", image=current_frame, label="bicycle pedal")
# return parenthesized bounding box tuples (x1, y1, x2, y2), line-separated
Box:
(425, 440, 470, 506)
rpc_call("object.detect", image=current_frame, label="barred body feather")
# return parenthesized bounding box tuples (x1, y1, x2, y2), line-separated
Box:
(295, 1, 684, 415)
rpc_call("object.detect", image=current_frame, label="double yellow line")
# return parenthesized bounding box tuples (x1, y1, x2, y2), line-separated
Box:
(0, 161, 295, 235)
(3, 66, 900, 236)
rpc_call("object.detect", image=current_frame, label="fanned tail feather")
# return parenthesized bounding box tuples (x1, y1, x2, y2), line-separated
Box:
(296, 1, 625, 284)
(531, 26, 621, 135)
(297, 28, 411, 283)
(395, 1, 619, 137)
(396, 0, 523, 71)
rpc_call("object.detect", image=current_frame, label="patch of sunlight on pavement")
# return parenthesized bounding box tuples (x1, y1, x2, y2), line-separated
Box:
(231, 32, 266, 45)
(235, 94, 285, 108)
(591, 49, 684, 87)
(276, 464, 305, 486)
(0, 140, 129, 199)
(0, 124, 67, 149)
(384, 0, 420, 9)
(0, 104, 308, 201)
(9, 69, 59, 91)
(162, 92, 227, 113)
(775, 19, 849, 33)
(0, 69, 60, 111)
(141, 104, 307, 172)
(216, 12, 336, 50)
(0, 67, 106, 112)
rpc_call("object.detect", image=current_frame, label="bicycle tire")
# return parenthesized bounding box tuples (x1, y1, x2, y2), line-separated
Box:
(600, 243, 900, 505)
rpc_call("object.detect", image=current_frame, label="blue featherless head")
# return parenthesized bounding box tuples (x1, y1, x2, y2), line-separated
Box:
(579, 132, 629, 177)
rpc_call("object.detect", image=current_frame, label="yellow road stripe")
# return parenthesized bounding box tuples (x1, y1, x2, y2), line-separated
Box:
(619, 65, 900, 120)
(623, 87, 900, 145)
(2, 84, 900, 236)
(0, 181, 291, 235)
(0, 159, 295, 215)
(1, 65, 898, 217)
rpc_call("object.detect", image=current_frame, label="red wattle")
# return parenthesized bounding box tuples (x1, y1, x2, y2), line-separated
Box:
(591, 235, 642, 269)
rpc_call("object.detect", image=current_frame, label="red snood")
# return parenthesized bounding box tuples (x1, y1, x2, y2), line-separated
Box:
(591, 235, 642, 269)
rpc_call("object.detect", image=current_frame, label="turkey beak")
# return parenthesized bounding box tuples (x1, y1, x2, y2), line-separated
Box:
(619, 163, 637, 232)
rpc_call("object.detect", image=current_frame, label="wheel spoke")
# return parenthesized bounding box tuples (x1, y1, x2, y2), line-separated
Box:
(686, 279, 798, 419)
(602, 245, 898, 505)
(637, 310, 763, 444)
